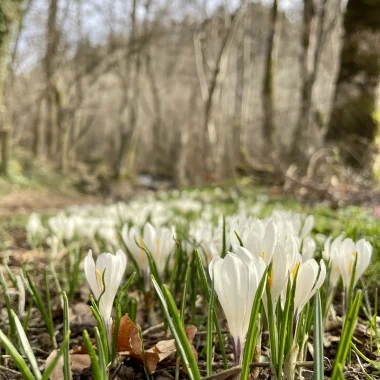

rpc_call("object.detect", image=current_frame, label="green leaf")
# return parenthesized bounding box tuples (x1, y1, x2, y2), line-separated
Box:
(42, 331, 71, 380)
(0, 330, 35, 380)
(195, 250, 228, 369)
(313, 291, 324, 380)
(62, 292, 71, 380)
(94, 327, 107, 377)
(241, 268, 268, 380)
(151, 277, 201, 380)
(11, 310, 42, 379)
(206, 280, 216, 376)
(332, 291, 362, 380)
(83, 329, 104, 380)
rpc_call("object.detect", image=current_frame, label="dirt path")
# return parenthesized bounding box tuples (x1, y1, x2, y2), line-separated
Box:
(0, 189, 102, 218)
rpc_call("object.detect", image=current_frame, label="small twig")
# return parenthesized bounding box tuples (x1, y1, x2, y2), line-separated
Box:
(0, 365, 23, 377)
(142, 322, 164, 336)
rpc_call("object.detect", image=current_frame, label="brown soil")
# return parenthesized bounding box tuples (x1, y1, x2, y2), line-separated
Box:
(0, 189, 102, 218)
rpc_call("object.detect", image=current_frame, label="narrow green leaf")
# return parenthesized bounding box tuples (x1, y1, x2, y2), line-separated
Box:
(94, 327, 107, 377)
(265, 277, 278, 371)
(0, 330, 35, 380)
(83, 330, 104, 380)
(241, 269, 268, 380)
(42, 331, 71, 380)
(151, 277, 201, 380)
(313, 291, 324, 380)
(11, 310, 42, 379)
(206, 281, 216, 376)
(62, 292, 71, 380)
(195, 250, 228, 369)
(332, 291, 362, 380)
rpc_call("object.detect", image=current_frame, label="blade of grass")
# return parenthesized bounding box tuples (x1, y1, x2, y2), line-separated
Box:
(11, 310, 42, 379)
(0, 330, 35, 380)
(265, 278, 278, 371)
(151, 277, 201, 380)
(62, 292, 71, 380)
(0, 269, 16, 340)
(25, 269, 57, 348)
(241, 268, 268, 380)
(313, 291, 324, 380)
(42, 331, 71, 380)
(94, 327, 107, 376)
(331, 291, 362, 380)
(83, 330, 104, 380)
(195, 250, 227, 369)
(206, 281, 216, 376)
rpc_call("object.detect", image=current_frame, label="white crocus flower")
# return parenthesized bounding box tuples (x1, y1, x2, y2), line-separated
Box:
(337, 238, 372, 290)
(294, 259, 326, 321)
(301, 236, 316, 262)
(26, 213, 45, 247)
(143, 222, 176, 275)
(84, 249, 127, 345)
(300, 215, 315, 239)
(268, 236, 299, 310)
(121, 224, 148, 273)
(323, 235, 343, 289)
(209, 245, 265, 364)
(230, 219, 276, 265)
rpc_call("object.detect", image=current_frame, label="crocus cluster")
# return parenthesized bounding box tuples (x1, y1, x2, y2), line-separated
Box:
(84, 249, 127, 345)
(208, 216, 371, 366)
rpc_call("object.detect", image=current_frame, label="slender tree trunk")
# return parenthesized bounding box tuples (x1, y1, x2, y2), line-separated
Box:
(115, 0, 140, 179)
(261, 0, 278, 149)
(0, 0, 23, 175)
(45, 0, 59, 159)
(32, 99, 44, 157)
(290, 0, 315, 159)
(325, 0, 380, 166)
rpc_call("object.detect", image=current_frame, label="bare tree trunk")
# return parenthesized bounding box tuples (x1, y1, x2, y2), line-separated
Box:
(0, 0, 23, 175)
(146, 50, 163, 173)
(115, 0, 140, 179)
(32, 99, 44, 157)
(45, 0, 59, 159)
(261, 0, 278, 150)
(325, 0, 380, 167)
(194, 2, 247, 178)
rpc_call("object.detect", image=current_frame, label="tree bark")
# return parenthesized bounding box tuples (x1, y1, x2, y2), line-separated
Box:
(114, 0, 140, 179)
(0, 0, 23, 175)
(45, 0, 59, 159)
(290, 0, 329, 159)
(261, 0, 278, 150)
(325, 0, 380, 166)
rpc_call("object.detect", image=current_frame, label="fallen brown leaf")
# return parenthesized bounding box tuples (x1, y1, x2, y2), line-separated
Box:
(115, 314, 142, 354)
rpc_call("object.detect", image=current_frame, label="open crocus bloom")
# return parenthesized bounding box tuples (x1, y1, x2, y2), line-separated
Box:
(294, 258, 326, 321)
(337, 238, 372, 290)
(301, 236, 316, 262)
(209, 245, 266, 364)
(121, 224, 148, 273)
(323, 235, 343, 289)
(229, 219, 276, 265)
(84, 249, 127, 344)
(143, 222, 176, 275)
(268, 236, 299, 310)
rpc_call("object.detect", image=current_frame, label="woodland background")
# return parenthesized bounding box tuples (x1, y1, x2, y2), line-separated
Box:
(0, 0, 380, 193)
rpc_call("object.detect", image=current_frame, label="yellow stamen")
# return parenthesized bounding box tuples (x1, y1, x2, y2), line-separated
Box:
(140, 237, 145, 266)
(156, 238, 161, 258)
(292, 262, 300, 279)
(349, 252, 357, 275)
(268, 276, 272, 289)
(260, 251, 265, 260)
(96, 269, 103, 292)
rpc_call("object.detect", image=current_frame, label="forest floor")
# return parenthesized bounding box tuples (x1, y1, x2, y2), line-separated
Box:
(0, 183, 379, 380)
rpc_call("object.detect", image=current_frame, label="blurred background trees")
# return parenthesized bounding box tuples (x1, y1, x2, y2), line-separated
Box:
(1, 0, 379, 191)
